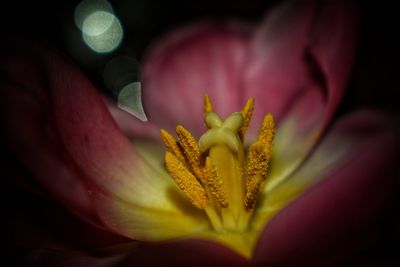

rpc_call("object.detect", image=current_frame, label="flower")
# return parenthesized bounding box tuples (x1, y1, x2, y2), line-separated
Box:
(1, 0, 398, 266)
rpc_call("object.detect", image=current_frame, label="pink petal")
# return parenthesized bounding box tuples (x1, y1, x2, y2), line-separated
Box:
(141, 22, 251, 136)
(244, 0, 359, 128)
(0, 42, 98, 226)
(253, 110, 398, 265)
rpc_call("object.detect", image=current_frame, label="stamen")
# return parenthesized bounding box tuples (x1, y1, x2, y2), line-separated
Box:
(204, 95, 213, 113)
(204, 157, 228, 208)
(239, 98, 254, 139)
(245, 143, 268, 210)
(160, 129, 187, 164)
(257, 113, 275, 149)
(165, 152, 208, 209)
(175, 125, 206, 184)
(244, 114, 275, 210)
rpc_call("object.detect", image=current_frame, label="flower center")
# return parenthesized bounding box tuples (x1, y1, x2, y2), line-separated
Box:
(161, 95, 274, 233)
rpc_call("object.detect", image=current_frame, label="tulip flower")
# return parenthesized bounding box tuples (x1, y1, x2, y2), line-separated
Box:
(1, 0, 398, 266)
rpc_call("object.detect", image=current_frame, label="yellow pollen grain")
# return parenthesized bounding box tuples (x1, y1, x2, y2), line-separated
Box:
(175, 125, 206, 184)
(165, 152, 208, 209)
(239, 98, 254, 139)
(160, 129, 187, 164)
(204, 94, 214, 113)
(204, 157, 228, 208)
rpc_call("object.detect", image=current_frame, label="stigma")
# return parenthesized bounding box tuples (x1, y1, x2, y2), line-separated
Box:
(161, 96, 274, 233)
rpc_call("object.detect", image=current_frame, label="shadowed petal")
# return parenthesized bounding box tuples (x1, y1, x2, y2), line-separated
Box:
(0, 42, 98, 226)
(253, 110, 398, 264)
(5, 185, 135, 267)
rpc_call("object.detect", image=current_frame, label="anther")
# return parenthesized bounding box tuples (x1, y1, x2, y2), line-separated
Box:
(204, 157, 229, 208)
(258, 113, 275, 148)
(160, 129, 187, 164)
(165, 152, 208, 209)
(204, 95, 213, 113)
(245, 143, 268, 210)
(244, 113, 275, 210)
(175, 125, 206, 184)
(239, 98, 254, 139)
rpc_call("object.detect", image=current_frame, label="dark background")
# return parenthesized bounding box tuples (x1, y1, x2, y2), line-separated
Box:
(1, 0, 399, 266)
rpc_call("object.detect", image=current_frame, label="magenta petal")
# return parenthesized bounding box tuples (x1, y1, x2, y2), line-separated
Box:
(141, 22, 251, 135)
(1, 42, 146, 227)
(0, 42, 98, 226)
(253, 110, 398, 265)
(243, 0, 358, 129)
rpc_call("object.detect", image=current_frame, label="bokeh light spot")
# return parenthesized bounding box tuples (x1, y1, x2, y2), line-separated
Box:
(74, 0, 113, 30)
(118, 82, 148, 122)
(82, 11, 123, 53)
